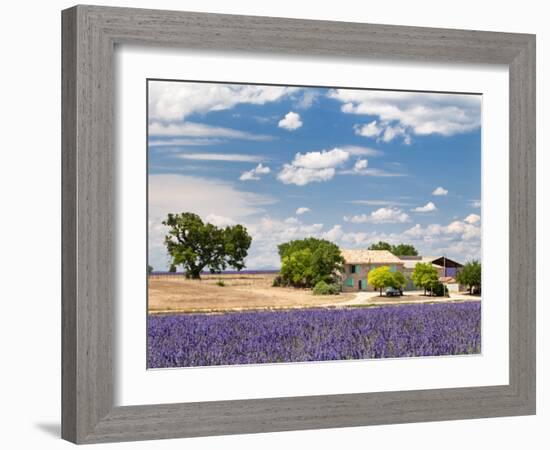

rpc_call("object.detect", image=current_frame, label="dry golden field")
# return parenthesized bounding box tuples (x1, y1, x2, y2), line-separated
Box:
(147, 273, 354, 314)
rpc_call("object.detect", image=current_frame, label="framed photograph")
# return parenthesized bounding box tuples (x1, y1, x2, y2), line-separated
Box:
(62, 5, 536, 444)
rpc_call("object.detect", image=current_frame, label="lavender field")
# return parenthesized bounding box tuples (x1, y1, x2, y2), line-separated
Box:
(147, 302, 481, 368)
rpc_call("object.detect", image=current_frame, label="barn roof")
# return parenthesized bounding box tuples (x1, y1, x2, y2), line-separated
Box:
(340, 249, 403, 265)
(401, 255, 464, 269)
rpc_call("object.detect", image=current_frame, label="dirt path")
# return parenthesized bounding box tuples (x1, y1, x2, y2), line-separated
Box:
(333, 291, 481, 307)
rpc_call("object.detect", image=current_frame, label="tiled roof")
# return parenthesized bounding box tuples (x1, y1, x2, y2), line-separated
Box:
(340, 249, 403, 264)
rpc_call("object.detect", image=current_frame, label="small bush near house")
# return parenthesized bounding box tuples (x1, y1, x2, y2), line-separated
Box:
(430, 281, 449, 297)
(312, 281, 340, 296)
(272, 275, 283, 287)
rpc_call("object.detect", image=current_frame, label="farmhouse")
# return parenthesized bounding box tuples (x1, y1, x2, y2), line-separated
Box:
(340, 250, 464, 292)
(340, 249, 405, 292)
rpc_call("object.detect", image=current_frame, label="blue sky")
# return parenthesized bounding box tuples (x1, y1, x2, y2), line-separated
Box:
(148, 81, 481, 271)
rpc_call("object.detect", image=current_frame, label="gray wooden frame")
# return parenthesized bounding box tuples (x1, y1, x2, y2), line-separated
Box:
(62, 5, 536, 444)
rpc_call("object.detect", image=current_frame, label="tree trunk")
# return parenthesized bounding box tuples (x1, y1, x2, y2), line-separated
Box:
(186, 268, 202, 279)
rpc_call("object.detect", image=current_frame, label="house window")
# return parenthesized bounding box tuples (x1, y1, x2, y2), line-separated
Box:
(351, 264, 356, 274)
(346, 278, 354, 287)
(389, 265, 397, 272)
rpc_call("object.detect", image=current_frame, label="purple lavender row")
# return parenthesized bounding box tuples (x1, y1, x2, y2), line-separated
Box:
(148, 302, 481, 368)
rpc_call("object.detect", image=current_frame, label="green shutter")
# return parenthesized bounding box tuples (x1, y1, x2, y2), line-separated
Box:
(355, 264, 361, 273)
(346, 278, 354, 287)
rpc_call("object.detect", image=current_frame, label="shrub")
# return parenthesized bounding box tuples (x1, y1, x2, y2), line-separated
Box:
(272, 275, 283, 287)
(216, 280, 225, 287)
(313, 281, 340, 296)
(430, 281, 449, 297)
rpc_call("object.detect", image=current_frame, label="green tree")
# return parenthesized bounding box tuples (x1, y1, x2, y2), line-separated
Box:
(367, 241, 418, 256)
(368, 241, 393, 251)
(280, 248, 314, 287)
(391, 243, 418, 256)
(147, 264, 153, 275)
(411, 262, 439, 295)
(456, 260, 482, 294)
(163, 212, 252, 279)
(277, 238, 344, 288)
(368, 266, 395, 296)
(168, 264, 177, 273)
(390, 271, 408, 290)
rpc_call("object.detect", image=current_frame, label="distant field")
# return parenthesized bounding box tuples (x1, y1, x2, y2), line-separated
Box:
(148, 273, 354, 313)
(148, 302, 482, 368)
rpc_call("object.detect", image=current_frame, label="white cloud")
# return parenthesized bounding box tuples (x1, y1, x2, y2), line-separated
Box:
(149, 81, 299, 122)
(339, 145, 383, 157)
(411, 201, 437, 213)
(354, 121, 382, 138)
(147, 175, 277, 270)
(354, 159, 368, 171)
(329, 90, 481, 139)
(316, 215, 481, 264)
(147, 82, 297, 144)
(244, 217, 325, 269)
(148, 175, 276, 221)
(403, 215, 481, 243)
(205, 214, 236, 227)
(292, 148, 349, 169)
(296, 207, 310, 215)
(444, 220, 481, 241)
(343, 207, 411, 224)
(176, 153, 265, 163)
(323, 225, 344, 241)
(354, 120, 411, 144)
(348, 199, 410, 207)
(239, 163, 271, 181)
(149, 138, 221, 147)
(294, 91, 318, 109)
(302, 223, 324, 233)
(278, 165, 335, 186)
(432, 186, 449, 196)
(470, 199, 481, 208)
(464, 213, 481, 225)
(343, 168, 406, 177)
(338, 158, 371, 175)
(149, 121, 272, 141)
(277, 148, 350, 185)
(278, 111, 303, 130)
